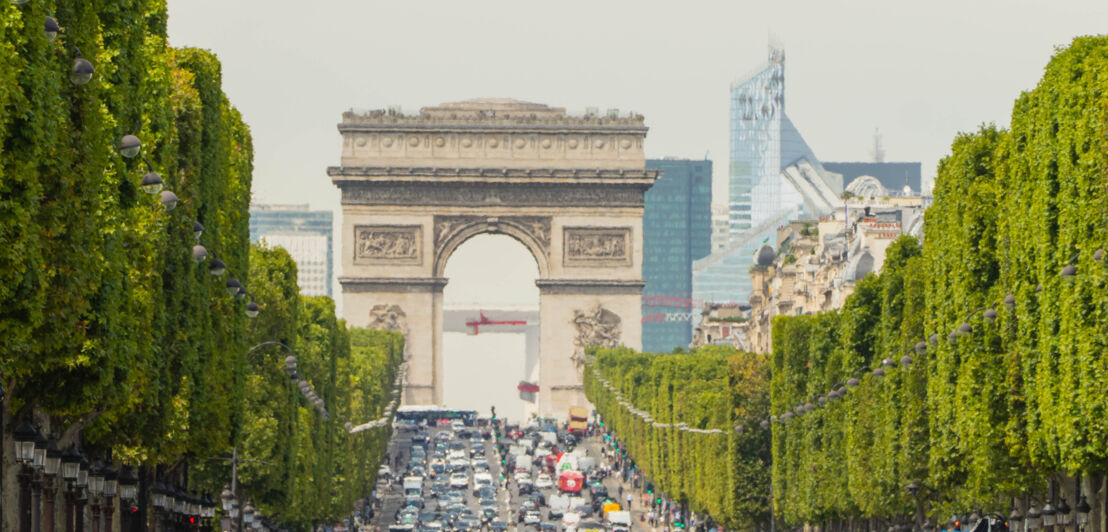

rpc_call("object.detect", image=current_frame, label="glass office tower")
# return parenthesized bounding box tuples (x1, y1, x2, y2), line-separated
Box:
(642, 158, 712, 352)
(695, 47, 838, 307)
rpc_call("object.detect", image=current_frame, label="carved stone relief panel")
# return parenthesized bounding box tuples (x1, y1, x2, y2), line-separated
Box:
(354, 225, 423, 265)
(570, 304, 622, 369)
(368, 304, 410, 357)
(563, 227, 632, 267)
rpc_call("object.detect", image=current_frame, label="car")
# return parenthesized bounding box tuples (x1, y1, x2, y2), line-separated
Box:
(481, 507, 499, 524)
(517, 479, 533, 494)
(477, 486, 498, 500)
(448, 472, 469, 489)
(523, 512, 542, 526)
(453, 519, 477, 532)
(489, 520, 509, 532)
(535, 473, 553, 489)
(539, 523, 558, 532)
(571, 505, 593, 518)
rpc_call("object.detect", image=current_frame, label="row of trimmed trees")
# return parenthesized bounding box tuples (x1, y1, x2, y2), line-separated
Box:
(0, 1, 402, 529)
(590, 34, 1108, 531)
(774, 35, 1108, 529)
(584, 346, 771, 530)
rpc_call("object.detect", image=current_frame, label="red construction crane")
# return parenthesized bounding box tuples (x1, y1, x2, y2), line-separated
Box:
(465, 311, 527, 335)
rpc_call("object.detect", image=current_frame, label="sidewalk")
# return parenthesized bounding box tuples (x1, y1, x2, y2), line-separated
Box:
(581, 434, 658, 531)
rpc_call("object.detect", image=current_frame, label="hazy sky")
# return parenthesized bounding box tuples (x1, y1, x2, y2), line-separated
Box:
(166, 0, 1107, 307)
(166, 0, 1107, 209)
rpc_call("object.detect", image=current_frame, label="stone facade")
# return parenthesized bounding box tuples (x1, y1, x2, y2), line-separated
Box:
(692, 196, 925, 352)
(329, 99, 657, 419)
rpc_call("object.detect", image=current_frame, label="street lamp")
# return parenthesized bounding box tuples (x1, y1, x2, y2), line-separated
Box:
(915, 341, 927, 354)
(1056, 497, 1071, 528)
(192, 244, 209, 264)
(119, 135, 141, 158)
(32, 428, 48, 469)
(221, 487, 234, 513)
(1075, 495, 1090, 530)
(60, 445, 81, 482)
(1061, 265, 1077, 282)
(984, 309, 998, 324)
(1041, 501, 1056, 528)
(1026, 503, 1042, 532)
(118, 466, 138, 503)
(226, 278, 242, 297)
(102, 465, 118, 498)
(246, 300, 260, 318)
(44, 16, 60, 42)
(210, 258, 227, 276)
(243, 502, 255, 525)
(1005, 295, 1016, 310)
(70, 48, 94, 85)
(88, 463, 105, 497)
(236, 286, 247, 301)
(160, 190, 179, 210)
(13, 416, 38, 464)
(140, 158, 164, 194)
(1009, 506, 1023, 532)
(44, 443, 61, 477)
(193, 221, 204, 241)
(76, 455, 89, 488)
(153, 483, 168, 510)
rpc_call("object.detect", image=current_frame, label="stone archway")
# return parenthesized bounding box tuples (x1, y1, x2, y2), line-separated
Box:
(328, 99, 657, 419)
(432, 215, 552, 278)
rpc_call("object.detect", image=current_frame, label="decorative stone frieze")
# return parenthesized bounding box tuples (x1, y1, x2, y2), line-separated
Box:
(353, 225, 422, 265)
(563, 227, 632, 267)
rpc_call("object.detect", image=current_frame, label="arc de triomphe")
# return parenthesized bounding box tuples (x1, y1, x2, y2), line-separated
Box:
(328, 99, 657, 418)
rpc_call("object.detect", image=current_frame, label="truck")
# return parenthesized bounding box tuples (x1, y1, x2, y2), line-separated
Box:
(568, 406, 589, 434)
(606, 511, 632, 532)
(514, 454, 533, 474)
(402, 476, 422, 497)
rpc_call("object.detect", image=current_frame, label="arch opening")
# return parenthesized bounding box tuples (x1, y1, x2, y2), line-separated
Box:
(441, 234, 540, 423)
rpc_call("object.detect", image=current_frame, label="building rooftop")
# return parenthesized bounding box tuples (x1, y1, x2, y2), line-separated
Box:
(822, 162, 922, 195)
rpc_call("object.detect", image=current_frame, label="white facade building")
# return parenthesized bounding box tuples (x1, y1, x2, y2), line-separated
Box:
(259, 232, 331, 297)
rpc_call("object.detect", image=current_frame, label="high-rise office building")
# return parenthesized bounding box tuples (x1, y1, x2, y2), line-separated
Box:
(641, 158, 712, 352)
(695, 47, 843, 305)
(249, 204, 334, 297)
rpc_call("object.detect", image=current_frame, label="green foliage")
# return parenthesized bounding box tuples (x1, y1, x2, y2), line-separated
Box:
(770, 35, 1108, 525)
(0, 3, 399, 528)
(190, 244, 404, 530)
(584, 345, 770, 529)
(0, 0, 253, 464)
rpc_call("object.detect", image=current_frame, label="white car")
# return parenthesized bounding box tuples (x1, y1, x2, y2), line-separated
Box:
(449, 472, 469, 489)
(535, 473, 553, 489)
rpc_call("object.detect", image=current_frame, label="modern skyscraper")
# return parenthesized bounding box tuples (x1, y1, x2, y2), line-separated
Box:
(249, 204, 334, 297)
(695, 46, 843, 305)
(641, 158, 712, 352)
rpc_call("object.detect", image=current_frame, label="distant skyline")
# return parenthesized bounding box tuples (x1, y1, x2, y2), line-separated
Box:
(167, 0, 1107, 212)
(166, 0, 1108, 315)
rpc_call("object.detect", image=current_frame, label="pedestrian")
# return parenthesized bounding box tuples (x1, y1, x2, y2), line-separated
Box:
(618, 485, 623, 498)
(626, 492, 633, 509)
